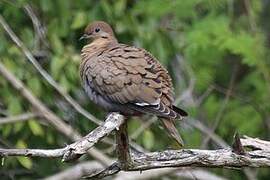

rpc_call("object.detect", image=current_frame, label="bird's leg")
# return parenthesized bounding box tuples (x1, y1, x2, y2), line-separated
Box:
(115, 117, 132, 170)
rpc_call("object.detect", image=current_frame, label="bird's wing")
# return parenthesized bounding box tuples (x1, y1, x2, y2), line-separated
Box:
(81, 44, 185, 118)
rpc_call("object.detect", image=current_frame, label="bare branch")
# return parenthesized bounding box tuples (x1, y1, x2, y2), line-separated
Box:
(116, 168, 228, 180)
(0, 14, 101, 125)
(0, 113, 124, 162)
(0, 113, 37, 125)
(88, 162, 121, 179)
(187, 119, 228, 148)
(23, 4, 49, 49)
(43, 161, 104, 180)
(45, 161, 227, 180)
(174, 168, 228, 180)
(130, 149, 269, 170)
(241, 135, 270, 151)
(130, 116, 157, 140)
(86, 136, 270, 179)
(0, 148, 64, 158)
(62, 113, 124, 162)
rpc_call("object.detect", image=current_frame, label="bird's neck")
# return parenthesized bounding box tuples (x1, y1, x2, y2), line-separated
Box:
(81, 37, 118, 56)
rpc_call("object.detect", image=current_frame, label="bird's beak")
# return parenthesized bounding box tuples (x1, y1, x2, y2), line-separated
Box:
(79, 34, 91, 41)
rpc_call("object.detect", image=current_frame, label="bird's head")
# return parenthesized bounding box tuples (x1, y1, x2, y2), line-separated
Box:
(80, 21, 115, 41)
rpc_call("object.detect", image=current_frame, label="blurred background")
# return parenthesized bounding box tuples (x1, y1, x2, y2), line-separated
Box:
(0, 0, 269, 179)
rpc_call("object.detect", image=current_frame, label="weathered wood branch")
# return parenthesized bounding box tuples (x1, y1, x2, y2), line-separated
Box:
(86, 135, 270, 178)
(44, 161, 226, 180)
(0, 113, 124, 162)
(62, 113, 124, 162)
(130, 149, 270, 170)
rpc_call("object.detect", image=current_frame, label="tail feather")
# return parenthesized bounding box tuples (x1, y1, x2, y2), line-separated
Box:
(173, 105, 188, 117)
(161, 118, 184, 147)
(128, 102, 178, 119)
(128, 103, 186, 146)
(128, 103, 188, 120)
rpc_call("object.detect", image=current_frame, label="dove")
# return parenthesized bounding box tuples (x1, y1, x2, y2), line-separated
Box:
(80, 21, 188, 146)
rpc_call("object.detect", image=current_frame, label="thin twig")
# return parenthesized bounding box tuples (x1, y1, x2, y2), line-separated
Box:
(0, 113, 37, 125)
(243, 0, 257, 33)
(187, 118, 228, 148)
(23, 4, 49, 49)
(201, 65, 237, 148)
(130, 116, 157, 139)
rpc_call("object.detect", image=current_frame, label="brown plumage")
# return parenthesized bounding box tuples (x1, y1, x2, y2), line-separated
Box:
(80, 21, 188, 146)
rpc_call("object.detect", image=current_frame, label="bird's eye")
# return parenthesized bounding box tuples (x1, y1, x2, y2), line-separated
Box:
(95, 28, 100, 33)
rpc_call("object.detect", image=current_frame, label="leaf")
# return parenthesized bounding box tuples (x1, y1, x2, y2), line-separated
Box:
(66, 62, 78, 83)
(7, 97, 22, 115)
(221, 32, 265, 67)
(21, 28, 34, 47)
(142, 130, 155, 149)
(59, 76, 70, 92)
(71, 12, 87, 29)
(114, 0, 126, 17)
(46, 131, 55, 144)
(40, 0, 53, 12)
(16, 140, 27, 148)
(100, 1, 113, 20)
(1, 157, 5, 166)
(14, 122, 24, 133)
(17, 157, 33, 169)
(50, 56, 67, 79)
(2, 125, 12, 137)
(220, 100, 262, 137)
(49, 34, 64, 54)
(203, 95, 221, 120)
(27, 77, 42, 96)
(15, 141, 33, 169)
(127, 119, 141, 134)
(28, 120, 44, 136)
(133, 0, 172, 17)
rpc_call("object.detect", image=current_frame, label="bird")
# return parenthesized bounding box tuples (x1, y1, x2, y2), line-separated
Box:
(79, 21, 188, 146)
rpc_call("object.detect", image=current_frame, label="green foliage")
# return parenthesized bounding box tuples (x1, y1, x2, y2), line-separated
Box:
(142, 130, 155, 150)
(16, 140, 33, 169)
(0, 0, 270, 179)
(28, 120, 44, 136)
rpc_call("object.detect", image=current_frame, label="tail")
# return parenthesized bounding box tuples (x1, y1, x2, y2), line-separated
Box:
(173, 105, 188, 117)
(161, 118, 184, 147)
(128, 103, 187, 146)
